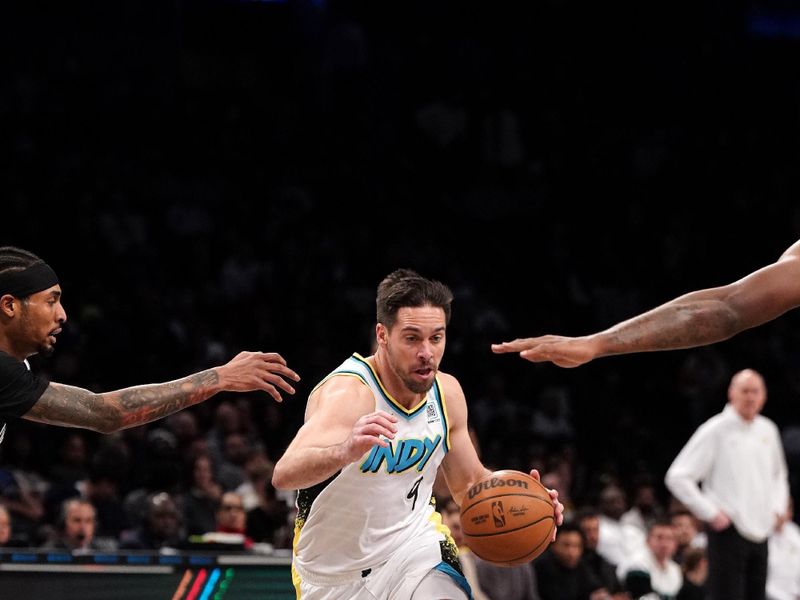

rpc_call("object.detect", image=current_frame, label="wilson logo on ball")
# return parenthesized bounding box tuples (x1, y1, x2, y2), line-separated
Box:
(468, 477, 529, 500)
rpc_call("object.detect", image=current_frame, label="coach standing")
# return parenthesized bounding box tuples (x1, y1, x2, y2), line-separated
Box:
(665, 369, 790, 600)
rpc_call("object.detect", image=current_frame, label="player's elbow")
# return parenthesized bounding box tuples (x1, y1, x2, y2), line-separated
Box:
(664, 470, 688, 496)
(271, 462, 293, 491)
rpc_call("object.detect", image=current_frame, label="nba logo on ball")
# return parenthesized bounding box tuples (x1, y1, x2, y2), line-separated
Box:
(461, 470, 556, 566)
(491, 501, 505, 527)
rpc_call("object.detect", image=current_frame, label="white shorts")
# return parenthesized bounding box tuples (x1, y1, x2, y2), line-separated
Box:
(295, 544, 471, 600)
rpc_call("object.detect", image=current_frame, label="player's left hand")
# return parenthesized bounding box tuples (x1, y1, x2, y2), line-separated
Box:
(530, 468, 564, 541)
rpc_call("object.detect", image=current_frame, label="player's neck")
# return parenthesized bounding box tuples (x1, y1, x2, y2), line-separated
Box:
(368, 353, 426, 410)
(0, 332, 28, 362)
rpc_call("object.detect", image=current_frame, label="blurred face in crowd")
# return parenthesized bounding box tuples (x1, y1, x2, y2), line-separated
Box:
(579, 515, 600, 551)
(551, 529, 583, 569)
(440, 502, 464, 548)
(670, 512, 698, 546)
(64, 501, 96, 549)
(377, 306, 446, 395)
(728, 369, 766, 422)
(600, 485, 626, 520)
(217, 492, 246, 532)
(647, 524, 678, 563)
(0, 507, 10, 545)
(148, 493, 180, 540)
(193, 455, 214, 488)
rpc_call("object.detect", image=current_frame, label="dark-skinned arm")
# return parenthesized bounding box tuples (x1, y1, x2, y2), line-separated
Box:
(23, 351, 299, 433)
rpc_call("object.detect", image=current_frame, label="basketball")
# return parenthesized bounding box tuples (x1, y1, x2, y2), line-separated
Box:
(460, 470, 556, 566)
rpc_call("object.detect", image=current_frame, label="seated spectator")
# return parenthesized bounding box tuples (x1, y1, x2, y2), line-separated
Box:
(119, 492, 183, 551)
(439, 496, 491, 600)
(181, 454, 222, 536)
(621, 477, 664, 536)
(576, 507, 627, 598)
(617, 519, 682, 599)
(209, 491, 253, 550)
(669, 508, 706, 566)
(41, 498, 103, 552)
(245, 462, 291, 549)
(534, 522, 607, 600)
(677, 547, 707, 600)
(767, 498, 800, 600)
(597, 483, 646, 568)
(0, 505, 11, 546)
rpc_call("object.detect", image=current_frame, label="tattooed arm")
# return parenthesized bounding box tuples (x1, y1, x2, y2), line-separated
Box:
(23, 351, 300, 433)
(493, 240, 800, 367)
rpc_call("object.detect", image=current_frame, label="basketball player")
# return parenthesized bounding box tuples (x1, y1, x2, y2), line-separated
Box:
(273, 269, 564, 600)
(0, 246, 299, 441)
(492, 239, 800, 367)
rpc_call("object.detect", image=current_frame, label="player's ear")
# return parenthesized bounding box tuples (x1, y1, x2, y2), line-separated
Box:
(376, 323, 388, 347)
(0, 294, 17, 318)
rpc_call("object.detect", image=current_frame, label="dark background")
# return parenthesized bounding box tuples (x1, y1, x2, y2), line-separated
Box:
(3, 0, 800, 511)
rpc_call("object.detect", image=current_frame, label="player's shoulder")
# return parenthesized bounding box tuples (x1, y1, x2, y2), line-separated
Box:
(313, 371, 373, 399)
(306, 374, 374, 422)
(779, 239, 800, 261)
(435, 371, 463, 394)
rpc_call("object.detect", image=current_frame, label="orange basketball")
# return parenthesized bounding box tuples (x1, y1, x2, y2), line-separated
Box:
(460, 470, 555, 566)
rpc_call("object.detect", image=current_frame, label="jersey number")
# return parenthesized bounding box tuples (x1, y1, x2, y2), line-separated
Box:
(407, 476, 423, 511)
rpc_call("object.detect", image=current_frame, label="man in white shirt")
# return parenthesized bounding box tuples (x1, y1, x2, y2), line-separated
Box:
(766, 498, 800, 600)
(665, 369, 790, 600)
(617, 519, 682, 599)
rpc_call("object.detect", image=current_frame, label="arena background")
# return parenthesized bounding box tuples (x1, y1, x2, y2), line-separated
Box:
(3, 0, 800, 590)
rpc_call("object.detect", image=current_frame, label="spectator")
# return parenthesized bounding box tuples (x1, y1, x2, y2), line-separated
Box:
(535, 522, 607, 600)
(211, 491, 253, 550)
(0, 505, 11, 546)
(119, 492, 183, 551)
(669, 509, 706, 565)
(766, 498, 800, 600)
(665, 369, 790, 600)
(577, 507, 627, 598)
(439, 496, 491, 600)
(597, 483, 645, 568)
(41, 498, 102, 552)
(621, 478, 664, 537)
(244, 460, 291, 549)
(677, 547, 708, 600)
(181, 454, 222, 536)
(616, 519, 682, 600)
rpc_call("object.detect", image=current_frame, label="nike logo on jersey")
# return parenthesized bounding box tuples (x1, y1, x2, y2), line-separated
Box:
(359, 435, 442, 474)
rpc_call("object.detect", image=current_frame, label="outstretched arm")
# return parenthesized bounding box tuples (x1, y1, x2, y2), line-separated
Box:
(493, 240, 800, 366)
(23, 351, 299, 433)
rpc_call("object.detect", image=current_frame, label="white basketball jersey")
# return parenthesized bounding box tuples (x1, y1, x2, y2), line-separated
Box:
(292, 353, 454, 585)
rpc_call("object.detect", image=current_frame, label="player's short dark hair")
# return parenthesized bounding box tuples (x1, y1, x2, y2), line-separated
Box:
(376, 269, 453, 328)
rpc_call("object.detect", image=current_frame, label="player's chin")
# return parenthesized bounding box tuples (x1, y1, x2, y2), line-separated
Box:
(38, 342, 56, 357)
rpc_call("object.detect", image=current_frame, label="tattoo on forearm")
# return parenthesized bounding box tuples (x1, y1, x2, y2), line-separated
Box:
(117, 370, 219, 428)
(608, 303, 739, 352)
(26, 370, 219, 434)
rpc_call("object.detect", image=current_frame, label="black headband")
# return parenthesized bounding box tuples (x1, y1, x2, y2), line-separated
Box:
(0, 262, 60, 298)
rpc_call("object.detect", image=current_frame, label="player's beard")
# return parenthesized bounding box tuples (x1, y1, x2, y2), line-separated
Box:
(386, 343, 436, 395)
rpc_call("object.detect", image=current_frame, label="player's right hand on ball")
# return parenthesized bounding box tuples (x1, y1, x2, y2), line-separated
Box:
(343, 410, 398, 463)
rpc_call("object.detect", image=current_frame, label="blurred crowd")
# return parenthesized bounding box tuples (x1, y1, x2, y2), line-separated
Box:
(3, 2, 800, 598)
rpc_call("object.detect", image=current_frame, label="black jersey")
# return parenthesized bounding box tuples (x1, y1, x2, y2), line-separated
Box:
(0, 351, 48, 442)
